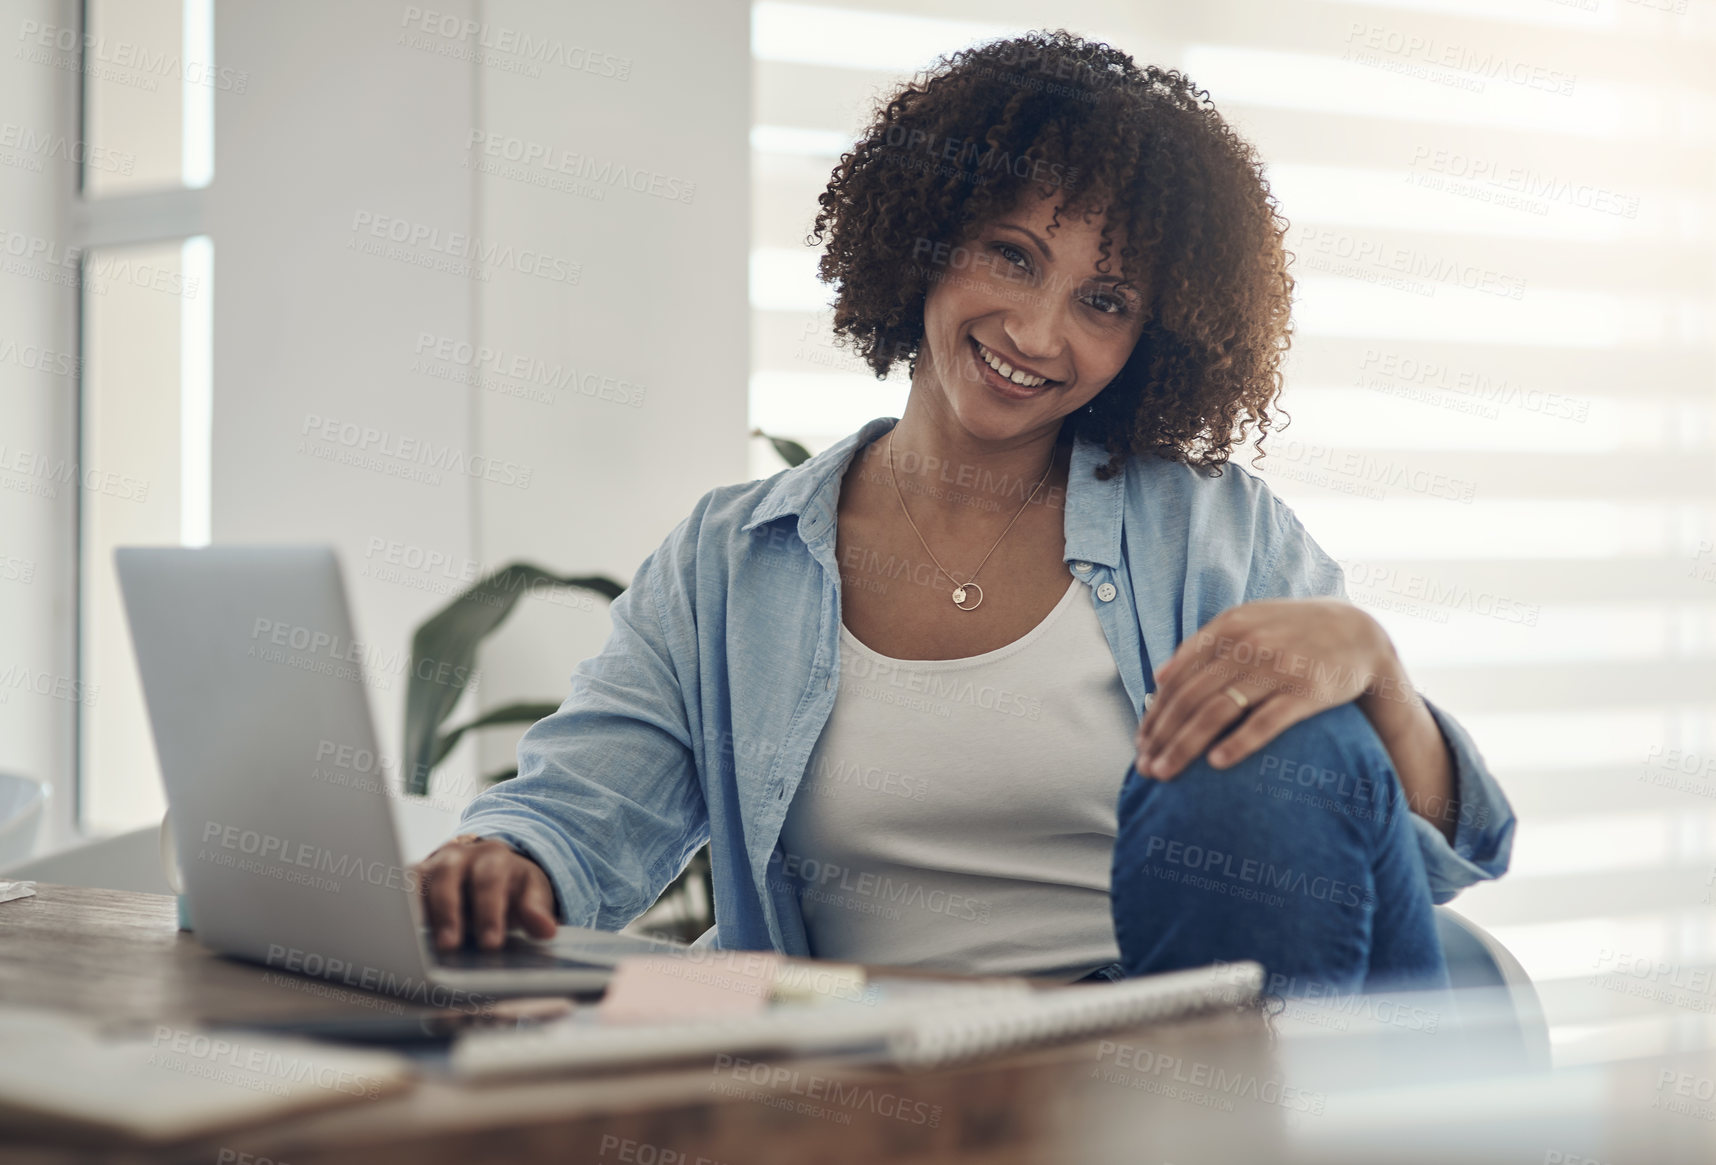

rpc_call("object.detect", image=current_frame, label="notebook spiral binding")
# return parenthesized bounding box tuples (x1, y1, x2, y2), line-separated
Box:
(886, 960, 1265, 1072)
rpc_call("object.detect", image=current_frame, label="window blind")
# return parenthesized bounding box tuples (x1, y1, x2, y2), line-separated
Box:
(749, 0, 1716, 1066)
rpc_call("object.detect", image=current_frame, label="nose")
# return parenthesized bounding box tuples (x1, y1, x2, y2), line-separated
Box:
(1002, 290, 1068, 372)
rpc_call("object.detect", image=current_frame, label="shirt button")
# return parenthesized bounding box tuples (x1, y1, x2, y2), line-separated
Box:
(1073, 560, 1093, 573)
(1096, 582, 1116, 602)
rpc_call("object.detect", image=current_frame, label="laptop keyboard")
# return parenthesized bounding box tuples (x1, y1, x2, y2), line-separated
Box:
(425, 927, 688, 971)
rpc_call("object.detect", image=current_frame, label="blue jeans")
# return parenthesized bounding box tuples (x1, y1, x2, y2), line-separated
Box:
(1108, 701, 1449, 997)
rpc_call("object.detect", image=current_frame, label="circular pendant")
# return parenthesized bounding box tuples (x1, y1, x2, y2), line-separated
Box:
(952, 582, 983, 611)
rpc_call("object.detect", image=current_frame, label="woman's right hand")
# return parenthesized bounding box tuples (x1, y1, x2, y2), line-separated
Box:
(413, 835, 559, 951)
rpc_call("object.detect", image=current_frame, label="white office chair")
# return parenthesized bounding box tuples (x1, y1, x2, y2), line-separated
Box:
(0, 773, 50, 870)
(1435, 905, 1551, 1072)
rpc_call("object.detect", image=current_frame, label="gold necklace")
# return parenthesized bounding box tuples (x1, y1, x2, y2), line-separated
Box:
(886, 430, 1056, 612)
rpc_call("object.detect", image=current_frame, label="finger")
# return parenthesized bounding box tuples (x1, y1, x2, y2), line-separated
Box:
(1140, 642, 1210, 743)
(1146, 681, 1257, 780)
(512, 864, 559, 940)
(1149, 641, 1188, 691)
(468, 850, 514, 950)
(1205, 693, 1304, 769)
(1142, 630, 1210, 733)
(423, 850, 469, 950)
(1142, 653, 1243, 762)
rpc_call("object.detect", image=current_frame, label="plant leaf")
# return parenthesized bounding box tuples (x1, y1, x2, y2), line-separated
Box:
(403, 564, 623, 795)
(753, 427, 812, 468)
(430, 701, 564, 769)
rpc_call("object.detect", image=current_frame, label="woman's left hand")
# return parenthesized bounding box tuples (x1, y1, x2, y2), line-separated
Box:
(1135, 598, 1400, 780)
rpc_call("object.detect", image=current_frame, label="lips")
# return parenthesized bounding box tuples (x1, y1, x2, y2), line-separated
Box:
(969, 336, 1058, 400)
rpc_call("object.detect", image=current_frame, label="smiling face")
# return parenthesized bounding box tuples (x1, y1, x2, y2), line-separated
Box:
(916, 187, 1149, 445)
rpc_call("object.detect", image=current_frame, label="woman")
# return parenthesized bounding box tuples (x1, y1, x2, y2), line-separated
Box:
(415, 30, 1514, 994)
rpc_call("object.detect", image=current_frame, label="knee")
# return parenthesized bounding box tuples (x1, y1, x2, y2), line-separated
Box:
(1254, 700, 1381, 761)
(1244, 702, 1400, 826)
(1120, 701, 1399, 840)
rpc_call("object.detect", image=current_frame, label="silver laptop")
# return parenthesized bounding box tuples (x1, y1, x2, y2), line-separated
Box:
(116, 544, 684, 1003)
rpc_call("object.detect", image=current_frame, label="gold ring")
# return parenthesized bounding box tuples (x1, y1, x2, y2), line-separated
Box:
(1224, 685, 1250, 711)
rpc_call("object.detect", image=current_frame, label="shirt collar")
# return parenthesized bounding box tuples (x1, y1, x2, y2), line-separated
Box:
(741, 415, 1125, 570)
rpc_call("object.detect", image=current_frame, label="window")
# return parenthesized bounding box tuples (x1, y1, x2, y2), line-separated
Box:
(750, 0, 1716, 1063)
(83, 0, 215, 196)
(78, 235, 211, 833)
(74, 0, 216, 832)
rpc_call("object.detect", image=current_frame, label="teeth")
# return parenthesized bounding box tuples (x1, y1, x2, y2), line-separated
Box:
(975, 341, 1049, 389)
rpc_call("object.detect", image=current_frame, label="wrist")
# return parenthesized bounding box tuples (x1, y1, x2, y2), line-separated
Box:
(1354, 613, 1414, 718)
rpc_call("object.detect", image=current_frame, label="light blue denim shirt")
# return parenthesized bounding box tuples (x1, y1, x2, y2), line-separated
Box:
(458, 415, 1516, 954)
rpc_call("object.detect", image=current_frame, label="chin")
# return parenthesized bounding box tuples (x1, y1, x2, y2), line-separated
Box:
(952, 396, 1061, 443)
(946, 331, 1074, 434)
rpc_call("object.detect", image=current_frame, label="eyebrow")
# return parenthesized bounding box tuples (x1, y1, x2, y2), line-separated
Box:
(993, 221, 1132, 287)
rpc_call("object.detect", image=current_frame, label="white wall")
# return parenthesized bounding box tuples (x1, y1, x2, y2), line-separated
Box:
(0, 0, 751, 855)
(206, 0, 481, 806)
(473, 0, 751, 780)
(0, 0, 82, 850)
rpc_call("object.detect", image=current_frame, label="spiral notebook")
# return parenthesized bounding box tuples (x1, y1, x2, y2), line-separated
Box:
(449, 960, 1263, 1079)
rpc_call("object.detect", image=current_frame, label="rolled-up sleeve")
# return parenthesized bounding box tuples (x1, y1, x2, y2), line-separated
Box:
(1249, 487, 1517, 902)
(1412, 695, 1516, 903)
(455, 518, 708, 931)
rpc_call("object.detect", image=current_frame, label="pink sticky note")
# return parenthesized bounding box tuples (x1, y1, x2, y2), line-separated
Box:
(598, 952, 784, 1024)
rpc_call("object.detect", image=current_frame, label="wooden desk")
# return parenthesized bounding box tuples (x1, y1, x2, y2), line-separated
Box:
(0, 885, 1285, 1165)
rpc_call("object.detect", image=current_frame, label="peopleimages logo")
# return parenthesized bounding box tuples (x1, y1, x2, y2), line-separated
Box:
(264, 944, 489, 1012)
(1407, 146, 1639, 220)
(465, 130, 696, 204)
(771, 851, 993, 924)
(709, 1054, 943, 1127)
(0, 338, 82, 378)
(879, 125, 1078, 189)
(398, 7, 632, 80)
(1356, 349, 1590, 423)
(298, 413, 534, 489)
(0, 665, 97, 706)
(838, 648, 1042, 721)
(0, 443, 149, 503)
(1339, 560, 1541, 626)
(1141, 836, 1375, 909)
(248, 614, 479, 694)
(411, 333, 646, 407)
(0, 122, 133, 174)
(149, 1026, 385, 1099)
(16, 19, 250, 92)
(1091, 1039, 1327, 1114)
(200, 819, 416, 894)
(349, 210, 581, 284)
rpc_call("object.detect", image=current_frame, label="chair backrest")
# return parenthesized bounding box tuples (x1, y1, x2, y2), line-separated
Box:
(1434, 905, 1551, 1072)
(0, 773, 50, 870)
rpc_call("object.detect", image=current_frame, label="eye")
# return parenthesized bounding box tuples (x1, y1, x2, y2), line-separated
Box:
(1083, 291, 1127, 315)
(991, 241, 1031, 271)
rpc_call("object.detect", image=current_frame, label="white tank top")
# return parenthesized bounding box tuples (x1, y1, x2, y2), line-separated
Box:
(779, 574, 1140, 980)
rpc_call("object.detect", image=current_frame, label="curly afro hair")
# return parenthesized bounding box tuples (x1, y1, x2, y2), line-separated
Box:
(808, 29, 1295, 480)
